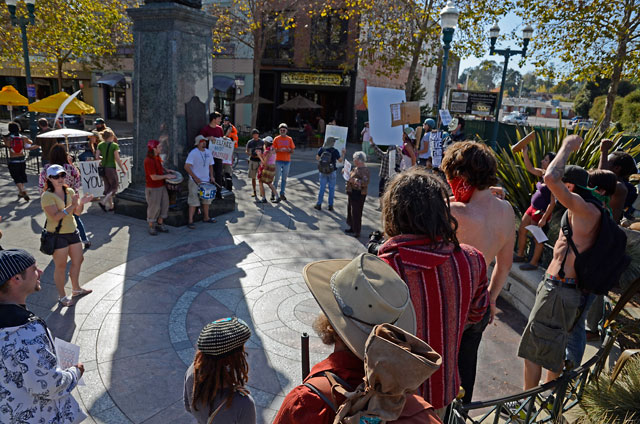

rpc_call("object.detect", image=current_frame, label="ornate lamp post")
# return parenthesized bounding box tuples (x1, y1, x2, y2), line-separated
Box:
(5, 0, 38, 137)
(489, 23, 534, 149)
(436, 1, 459, 115)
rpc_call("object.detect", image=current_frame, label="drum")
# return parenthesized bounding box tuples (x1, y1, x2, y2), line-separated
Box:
(198, 182, 217, 200)
(165, 171, 183, 192)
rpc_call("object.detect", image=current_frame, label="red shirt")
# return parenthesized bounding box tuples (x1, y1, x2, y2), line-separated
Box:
(273, 350, 364, 424)
(378, 234, 489, 409)
(144, 155, 165, 188)
(200, 124, 224, 139)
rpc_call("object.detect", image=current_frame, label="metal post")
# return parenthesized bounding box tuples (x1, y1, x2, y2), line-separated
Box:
(490, 52, 510, 150)
(436, 27, 454, 116)
(301, 332, 310, 380)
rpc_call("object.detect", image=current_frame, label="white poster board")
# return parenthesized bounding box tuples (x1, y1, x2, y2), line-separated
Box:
(525, 225, 549, 243)
(439, 109, 452, 126)
(209, 137, 235, 165)
(388, 149, 397, 178)
(323, 125, 348, 152)
(78, 156, 132, 198)
(342, 159, 352, 181)
(366, 86, 405, 146)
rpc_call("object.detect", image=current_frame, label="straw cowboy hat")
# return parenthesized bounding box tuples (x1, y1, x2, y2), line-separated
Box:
(303, 253, 416, 359)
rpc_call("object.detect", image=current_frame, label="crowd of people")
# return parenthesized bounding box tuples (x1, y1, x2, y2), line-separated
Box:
(0, 106, 636, 423)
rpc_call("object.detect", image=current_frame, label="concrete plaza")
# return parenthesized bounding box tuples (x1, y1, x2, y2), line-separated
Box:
(0, 149, 529, 423)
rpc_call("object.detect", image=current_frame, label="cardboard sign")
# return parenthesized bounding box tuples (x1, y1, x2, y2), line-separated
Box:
(209, 137, 235, 165)
(511, 131, 536, 153)
(323, 125, 348, 152)
(390, 101, 421, 127)
(78, 157, 132, 198)
(367, 86, 405, 146)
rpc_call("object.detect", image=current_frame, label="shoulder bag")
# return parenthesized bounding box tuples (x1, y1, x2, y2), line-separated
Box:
(40, 190, 67, 255)
(98, 142, 113, 177)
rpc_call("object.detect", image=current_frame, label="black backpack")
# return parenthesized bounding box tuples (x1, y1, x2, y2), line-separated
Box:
(560, 199, 630, 295)
(318, 149, 335, 174)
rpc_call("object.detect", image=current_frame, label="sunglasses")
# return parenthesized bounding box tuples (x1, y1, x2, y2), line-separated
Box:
(50, 173, 66, 180)
(280, 128, 287, 132)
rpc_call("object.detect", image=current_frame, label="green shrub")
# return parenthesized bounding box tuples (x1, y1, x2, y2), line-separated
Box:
(589, 95, 624, 121)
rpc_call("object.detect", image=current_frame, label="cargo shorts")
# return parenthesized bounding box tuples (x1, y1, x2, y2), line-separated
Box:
(517, 278, 586, 372)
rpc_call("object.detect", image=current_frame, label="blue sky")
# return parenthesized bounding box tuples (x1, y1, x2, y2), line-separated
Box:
(458, 12, 537, 75)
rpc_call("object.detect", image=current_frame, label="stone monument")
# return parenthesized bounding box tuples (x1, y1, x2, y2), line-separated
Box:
(116, 0, 235, 225)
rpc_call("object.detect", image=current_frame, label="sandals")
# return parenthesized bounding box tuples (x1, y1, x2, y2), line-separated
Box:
(72, 288, 93, 298)
(58, 296, 75, 307)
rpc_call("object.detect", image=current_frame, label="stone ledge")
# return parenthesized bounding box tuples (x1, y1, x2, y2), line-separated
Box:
(499, 263, 545, 318)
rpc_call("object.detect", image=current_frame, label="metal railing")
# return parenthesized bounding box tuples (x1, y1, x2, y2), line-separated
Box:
(1, 145, 41, 174)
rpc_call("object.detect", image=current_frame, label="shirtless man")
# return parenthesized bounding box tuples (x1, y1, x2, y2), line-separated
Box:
(441, 141, 515, 403)
(518, 135, 600, 390)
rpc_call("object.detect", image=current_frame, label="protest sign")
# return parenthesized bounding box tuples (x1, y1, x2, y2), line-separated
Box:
(366, 86, 405, 146)
(390, 101, 421, 127)
(78, 156, 132, 198)
(429, 131, 444, 168)
(439, 110, 452, 126)
(55, 337, 84, 385)
(388, 149, 397, 178)
(323, 125, 348, 152)
(526, 225, 549, 243)
(209, 137, 235, 165)
(342, 159, 352, 181)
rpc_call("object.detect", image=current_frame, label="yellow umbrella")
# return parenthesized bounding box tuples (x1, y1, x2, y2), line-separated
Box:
(0, 85, 29, 107)
(28, 91, 95, 115)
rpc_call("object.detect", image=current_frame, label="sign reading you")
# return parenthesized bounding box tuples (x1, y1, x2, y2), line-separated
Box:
(78, 157, 132, 198)
(281, 72, 351, 87)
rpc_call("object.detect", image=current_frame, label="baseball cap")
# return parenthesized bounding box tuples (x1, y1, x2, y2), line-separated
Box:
(147, 139, 160, 150)
(423, 118, 436, 128)
(263, 136, 273, 144)
(251, 129, 260, 135)
(278, 123, 288, 129)
(0, 249, 36, 287)
(46, 164, 66, 177)
(95, 118, 105, 124)
(562, 165, 589, 187)
(195, 135, 207, 146)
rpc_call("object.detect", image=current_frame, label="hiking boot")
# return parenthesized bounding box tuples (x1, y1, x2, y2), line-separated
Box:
(328, 205, 334, 211)
(149, 227, 158, 236)
(314, 204, 321, 210)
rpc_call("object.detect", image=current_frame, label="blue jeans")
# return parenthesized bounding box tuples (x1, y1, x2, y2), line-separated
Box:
(317, 171, 337, 207)
(274, 160, 291, 196)
(565, 293, 596, 368)
(74, 214, 88, 243)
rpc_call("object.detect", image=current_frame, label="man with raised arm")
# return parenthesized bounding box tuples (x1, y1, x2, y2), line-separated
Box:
(518, 135, 600, 390)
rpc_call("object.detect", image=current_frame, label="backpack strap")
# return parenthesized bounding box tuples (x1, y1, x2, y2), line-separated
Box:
(303, 371, 354, 413)
(559, 210, 579, 278)
(44, 189, 67, 235)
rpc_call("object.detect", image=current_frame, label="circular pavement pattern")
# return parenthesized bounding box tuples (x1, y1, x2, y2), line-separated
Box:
(70, 233, 365, 424)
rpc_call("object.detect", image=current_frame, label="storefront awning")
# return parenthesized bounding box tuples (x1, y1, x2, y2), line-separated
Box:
(97, 73, 126, 87)
(213, 76, 235, 92)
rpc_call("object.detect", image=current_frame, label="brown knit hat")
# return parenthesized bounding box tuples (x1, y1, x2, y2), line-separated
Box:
(196, 317, 251, 358)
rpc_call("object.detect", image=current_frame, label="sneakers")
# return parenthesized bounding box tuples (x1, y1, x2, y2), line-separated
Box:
(273, 197, 281, 203)
(260, 198, 268, 203)
(149, 227, 158, 236)
(156, 224, 169, 233)
(513, 254, 526, 263)
(270, 194, 275, 202)
(314, 204, 321, 210)
(328, 205, 334, 211)
(18, 191, 30, 201)
(280, 194, 287, 201)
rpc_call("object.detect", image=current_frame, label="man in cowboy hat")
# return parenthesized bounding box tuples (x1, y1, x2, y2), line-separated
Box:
(273, 253, 442, 424)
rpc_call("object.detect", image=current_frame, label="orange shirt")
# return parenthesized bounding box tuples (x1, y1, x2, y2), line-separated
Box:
(273, 135, 295, 162)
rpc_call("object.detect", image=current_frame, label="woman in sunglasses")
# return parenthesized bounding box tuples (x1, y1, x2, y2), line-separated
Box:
(41, 164, 93, 306)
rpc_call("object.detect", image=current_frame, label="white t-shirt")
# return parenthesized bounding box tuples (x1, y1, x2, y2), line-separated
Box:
(361, 127, 370, 143)
(185, 147, 213, 182)
(419, 134, 431, 159)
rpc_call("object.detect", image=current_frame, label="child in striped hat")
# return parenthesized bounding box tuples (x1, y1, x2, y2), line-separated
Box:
(183, 317, 256, 423)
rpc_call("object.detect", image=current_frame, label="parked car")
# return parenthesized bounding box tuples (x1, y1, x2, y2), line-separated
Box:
(575, 120, 594, 130)
(567, 117, 592, 130)
(13, 111, 84, 133)
(502, 111, 528, 125)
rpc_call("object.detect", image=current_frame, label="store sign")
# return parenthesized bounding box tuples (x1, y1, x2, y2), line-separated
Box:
(281, 72, 350, 87)
(449, 90, 498, 116)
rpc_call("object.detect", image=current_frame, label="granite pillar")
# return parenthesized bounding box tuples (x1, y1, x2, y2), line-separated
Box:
(117, 2, 235, 225)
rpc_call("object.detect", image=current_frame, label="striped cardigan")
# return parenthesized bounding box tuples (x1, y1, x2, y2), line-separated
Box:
(378, 234, 489, 409)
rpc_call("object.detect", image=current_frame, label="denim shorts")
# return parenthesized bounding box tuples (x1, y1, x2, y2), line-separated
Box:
(517, 278, 585, 372)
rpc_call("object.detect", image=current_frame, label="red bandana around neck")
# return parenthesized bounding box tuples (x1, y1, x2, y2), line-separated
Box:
(448, 176, 475, 203)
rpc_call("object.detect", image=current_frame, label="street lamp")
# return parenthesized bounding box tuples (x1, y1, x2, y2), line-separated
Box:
(489, 23, 533, 149)
(436, 1, 459, 116)
(5, 0, 38, 138)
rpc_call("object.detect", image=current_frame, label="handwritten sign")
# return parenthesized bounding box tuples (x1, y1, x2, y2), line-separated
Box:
(429, 131, 444, 168)
(209, 137, 234, 165)
(342, 159, 352, 181)
(439, 110, 452, 126)
(54, 337, 84, 386)
(78, 156, 132, 198)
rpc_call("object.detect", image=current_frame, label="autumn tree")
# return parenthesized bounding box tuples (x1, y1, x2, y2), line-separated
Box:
(207, 0, 300, 128)
(350, 0, 509, 99)
(0, 0, 133, 92)
(517, 0, 640, 130)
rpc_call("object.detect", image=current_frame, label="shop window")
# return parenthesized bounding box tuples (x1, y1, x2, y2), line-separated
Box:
(264, 17, 294, 62)
(312, 15, 348, 63)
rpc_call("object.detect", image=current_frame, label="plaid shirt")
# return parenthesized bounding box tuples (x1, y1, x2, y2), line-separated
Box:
(372, 143, 402, 178)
